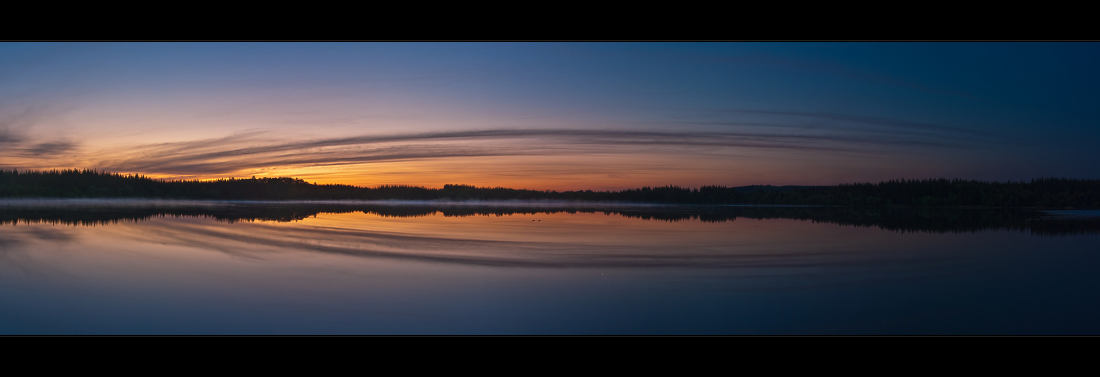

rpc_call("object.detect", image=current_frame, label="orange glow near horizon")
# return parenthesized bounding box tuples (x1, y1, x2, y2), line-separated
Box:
(2, 145, 947, 191)
(4, 43, 1099, 196)
(0, 116, 969, 190)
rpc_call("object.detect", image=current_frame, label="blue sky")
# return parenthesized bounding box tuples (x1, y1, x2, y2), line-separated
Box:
(1, 42, 1097, 189)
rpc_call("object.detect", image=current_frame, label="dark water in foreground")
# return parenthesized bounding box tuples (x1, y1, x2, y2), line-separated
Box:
(1, 200, 1099, 334)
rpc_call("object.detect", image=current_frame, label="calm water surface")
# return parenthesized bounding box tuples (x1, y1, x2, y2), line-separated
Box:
(1, 200, 1098, 334)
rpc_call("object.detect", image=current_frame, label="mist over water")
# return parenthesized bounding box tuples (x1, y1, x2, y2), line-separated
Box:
(0, 198, 683, 210)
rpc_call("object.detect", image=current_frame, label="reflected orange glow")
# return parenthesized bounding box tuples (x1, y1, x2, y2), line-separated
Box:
(79, 209, 949, 268)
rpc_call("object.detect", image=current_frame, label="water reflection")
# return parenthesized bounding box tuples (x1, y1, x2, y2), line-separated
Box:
(1, 200, 1096, 269)
(0, 210, 908, 268)
(2, 199, 1098, 235)
(3, 200, 1100, 334)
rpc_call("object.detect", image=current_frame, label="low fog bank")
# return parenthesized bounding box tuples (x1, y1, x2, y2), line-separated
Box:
(1042, 210, 1100, 218)
(284, 199, 681, 208)
(0, 198, 689, 209)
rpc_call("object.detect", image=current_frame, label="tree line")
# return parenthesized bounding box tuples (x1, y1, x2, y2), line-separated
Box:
(4, 203, 1098, 236)
(2, 170, 1099, 208)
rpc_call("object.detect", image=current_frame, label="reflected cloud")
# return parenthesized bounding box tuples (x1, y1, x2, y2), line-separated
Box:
(113, 215, 878, 268)
(22, 227, 75, 241)
(0, 226, 76, 255)
(3, 202, 1098, 269)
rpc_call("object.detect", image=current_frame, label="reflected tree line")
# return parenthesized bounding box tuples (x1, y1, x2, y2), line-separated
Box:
(2, 203, 1098, 236)
(3, 170, 1100, 209)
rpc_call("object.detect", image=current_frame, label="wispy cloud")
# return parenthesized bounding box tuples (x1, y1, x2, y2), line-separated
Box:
(20, 141, 78, 156)
(0, 104, 80, 160)
(721, 109, 999, 138)
(0, 130, 23, 145)
(86, 127, 964, 177)
(0, 137, 80, 159)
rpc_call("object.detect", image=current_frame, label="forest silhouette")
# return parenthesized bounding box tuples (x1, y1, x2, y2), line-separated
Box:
(2, 169, 1100, 209)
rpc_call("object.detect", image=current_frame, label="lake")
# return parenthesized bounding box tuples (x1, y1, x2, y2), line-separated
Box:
(2, 199, 1099, 334)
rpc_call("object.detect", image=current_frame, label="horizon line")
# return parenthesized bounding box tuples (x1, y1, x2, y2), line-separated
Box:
(2, 168, 1093, 192)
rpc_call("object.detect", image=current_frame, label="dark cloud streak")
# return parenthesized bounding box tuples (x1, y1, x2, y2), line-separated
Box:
(0, 104, 80, 158)
(20, 141, 78, 157)
(655, 120, 985, 143)
(724, 109, 1000, 138)
(94, 127, 966, 176)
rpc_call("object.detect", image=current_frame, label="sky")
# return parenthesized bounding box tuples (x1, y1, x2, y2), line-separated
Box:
(1, 42, 1098, 190)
